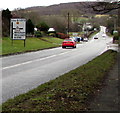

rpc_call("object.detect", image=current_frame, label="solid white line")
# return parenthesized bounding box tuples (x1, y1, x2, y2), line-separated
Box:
(2, 51, 73, 70)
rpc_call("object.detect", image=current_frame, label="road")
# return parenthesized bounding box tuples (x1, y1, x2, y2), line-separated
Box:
(1, 27, 113, 104)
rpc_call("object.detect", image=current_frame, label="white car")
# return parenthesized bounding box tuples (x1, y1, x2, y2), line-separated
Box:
(94, 36, 98, 39)
(83, 38, 88, 42)
(102, 34, 106, 37)
(83, 37, 88, 42)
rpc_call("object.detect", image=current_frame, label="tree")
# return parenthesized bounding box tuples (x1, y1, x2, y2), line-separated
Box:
(26, 19, 34, 34)
(36, 22, 49, 32)
(89, 1, 120, 14)
(45, 16, 67, 33)
(2, 8, 12, 37)
(106, 17, 114, 34)
(89, 1, 120, 35)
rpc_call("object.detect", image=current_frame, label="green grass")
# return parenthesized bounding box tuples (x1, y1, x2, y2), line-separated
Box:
(41, 37, 63, 44)
(0, 105, 2, 113)
(1, 37, 63, 56)
(2, 50, 117, 112)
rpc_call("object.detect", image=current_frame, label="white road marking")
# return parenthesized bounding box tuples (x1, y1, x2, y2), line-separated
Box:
(2, 50, 75, 70)
(2, 37, 112, 70)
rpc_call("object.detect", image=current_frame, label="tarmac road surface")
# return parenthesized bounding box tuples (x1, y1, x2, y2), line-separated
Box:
(1, 28, 114, 104)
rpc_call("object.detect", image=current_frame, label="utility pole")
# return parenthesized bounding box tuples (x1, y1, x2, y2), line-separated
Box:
(114, 18, 116, 31)
(67, 12, 69, 35)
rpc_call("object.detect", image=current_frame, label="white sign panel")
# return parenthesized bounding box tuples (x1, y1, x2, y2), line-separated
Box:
(10, 18, 26, 40)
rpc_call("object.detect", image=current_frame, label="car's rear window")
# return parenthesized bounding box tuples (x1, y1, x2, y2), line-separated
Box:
(64, 39, 72, 41)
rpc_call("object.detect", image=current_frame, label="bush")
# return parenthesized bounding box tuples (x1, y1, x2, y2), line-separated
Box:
(113, 35, 119, 43)
(56, 32, 69, 39)
(36, 22, 49, 32)
(48, 33, 56, 37)
(26, 19, 34, 34)
(113, 31, 119, 40)
(34, 31, 42, 37)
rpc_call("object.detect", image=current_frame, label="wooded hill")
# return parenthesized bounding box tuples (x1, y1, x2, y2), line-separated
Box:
(13, 2, 118, 16)
(25, 2, 95, 15)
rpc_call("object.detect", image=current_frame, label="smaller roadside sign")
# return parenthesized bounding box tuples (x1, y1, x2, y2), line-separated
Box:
(10, 18, 26, 40)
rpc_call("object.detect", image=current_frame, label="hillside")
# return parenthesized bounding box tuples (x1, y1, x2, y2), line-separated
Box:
(13, 2, 98, 16)
(25, 2, 95, 15)
(12, 2, 118, 18)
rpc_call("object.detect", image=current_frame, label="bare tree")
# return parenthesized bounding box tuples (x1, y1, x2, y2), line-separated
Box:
(89, 1, 120, 34)
(89, 1, 120, 14)
(45, 15, 67, 33)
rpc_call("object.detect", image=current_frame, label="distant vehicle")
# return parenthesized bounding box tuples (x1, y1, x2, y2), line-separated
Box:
(94, 37, 98, 39)
(94, 34, 99, 39)
(70, 36, 82, 42)
(70, 37, 79, 42)
(62, 39, 76, 48)
(74, 37, 81, 42)
(73, 37, 78, 42)
(77, 37, 81, 42)
(70, 37, 76, 42)
(81, 37, 83, 41)
(102, 34, 106, 37)
(83, 37, 88, 42)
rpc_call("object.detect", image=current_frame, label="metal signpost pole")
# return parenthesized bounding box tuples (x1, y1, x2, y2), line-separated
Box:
(10, 21, 13, 46)
(24, 40, 26, 47)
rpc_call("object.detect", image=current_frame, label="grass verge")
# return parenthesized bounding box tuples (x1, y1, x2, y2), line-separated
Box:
(1, 37, 63, 56)
(2, 50, 117, 112)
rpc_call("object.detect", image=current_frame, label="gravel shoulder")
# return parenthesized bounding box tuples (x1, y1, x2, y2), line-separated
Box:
(89, 56, 119, 111)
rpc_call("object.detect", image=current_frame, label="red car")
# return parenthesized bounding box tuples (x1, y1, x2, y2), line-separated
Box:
(62, 39, 76, 48)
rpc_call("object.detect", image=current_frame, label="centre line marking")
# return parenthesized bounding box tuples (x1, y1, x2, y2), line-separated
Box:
(2, 50, 74, 70)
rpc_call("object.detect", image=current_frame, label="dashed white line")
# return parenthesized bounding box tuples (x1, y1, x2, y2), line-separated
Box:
(2, 50, 74, 70)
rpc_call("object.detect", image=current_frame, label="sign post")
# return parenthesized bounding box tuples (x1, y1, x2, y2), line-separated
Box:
(10, 18, 26, 47)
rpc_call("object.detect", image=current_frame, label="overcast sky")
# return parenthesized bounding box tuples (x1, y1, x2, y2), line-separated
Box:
(0, 0, 97, 11)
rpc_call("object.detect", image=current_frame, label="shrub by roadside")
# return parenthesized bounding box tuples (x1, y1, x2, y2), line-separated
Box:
(2, 50, 117, 112)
